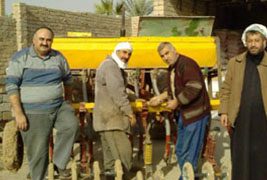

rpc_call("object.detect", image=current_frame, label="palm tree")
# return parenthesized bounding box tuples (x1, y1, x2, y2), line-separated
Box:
(123, 0, 153, 16)
(94, 0, 153, 16)
(114, 1, 124, 15)
(94, 0, 114, 15)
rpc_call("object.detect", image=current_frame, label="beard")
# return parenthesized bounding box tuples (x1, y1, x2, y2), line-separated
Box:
(248, 46, 264, 55)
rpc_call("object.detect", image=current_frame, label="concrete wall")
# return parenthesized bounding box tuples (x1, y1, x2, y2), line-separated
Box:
(153, 0, 214, 16)
(0, 16, 17, 123)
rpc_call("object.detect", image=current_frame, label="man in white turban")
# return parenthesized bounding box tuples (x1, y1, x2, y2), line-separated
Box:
(111, 42, 133, 69)
(93, 42, 136, 179)
(219, 24, 267, 180)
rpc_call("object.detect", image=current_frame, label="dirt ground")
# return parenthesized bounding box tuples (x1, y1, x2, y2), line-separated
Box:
(0, 112, 230, 180)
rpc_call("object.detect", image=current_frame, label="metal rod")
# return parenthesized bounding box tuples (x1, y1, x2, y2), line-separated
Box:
(120, 7, 126, 37)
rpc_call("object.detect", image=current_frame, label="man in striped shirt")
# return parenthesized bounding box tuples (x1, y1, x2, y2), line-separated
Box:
(6, 27, 78, 180)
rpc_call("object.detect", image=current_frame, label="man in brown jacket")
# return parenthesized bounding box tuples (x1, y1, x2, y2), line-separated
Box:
(219, 24, 267, 180)
(93, 42, 136, 178)
(150, 42, 211, 180)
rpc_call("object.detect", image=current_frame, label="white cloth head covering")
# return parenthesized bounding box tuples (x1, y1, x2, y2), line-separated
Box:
(114, 42, 133, 52)
(111, 42, 132, 69)
(241, 23, 267, 47)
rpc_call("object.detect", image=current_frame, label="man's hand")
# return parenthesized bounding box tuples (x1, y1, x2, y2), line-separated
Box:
(220, 114, 229, 127)
(15, 113, 28, 131)
(149, 96, 162, 106)
(8, 94, 28, 131)
(149, 91, 168, 106)
(166, 99, 178, 110)
(135, 98, 146, 103)
(128, 114, 137, 126)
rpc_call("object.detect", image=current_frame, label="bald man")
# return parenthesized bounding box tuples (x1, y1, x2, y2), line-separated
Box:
(93, 42, 136, 179)
(6, 27, 78, 180)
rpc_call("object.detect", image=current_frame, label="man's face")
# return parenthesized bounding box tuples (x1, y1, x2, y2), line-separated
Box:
(246, 32, 266, 55)
(116, 49, 132, 63)
(159, 45, 178, 66)
(33, 29, 53, 57)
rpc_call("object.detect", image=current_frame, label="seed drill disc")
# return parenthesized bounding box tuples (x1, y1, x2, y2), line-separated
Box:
(182, 162, 195, 180)
(48, 162, 54, 180)
(115, 159, 123, 180)
(201, 161, 215, 180)
(221, 162, 232, 180)
(154, 169, 164, 180)
(93, 161, 101, 180)
(136, 171, 143, 180)
(71, 160, 78, 180)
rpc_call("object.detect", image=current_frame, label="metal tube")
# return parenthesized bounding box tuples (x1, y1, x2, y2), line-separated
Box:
(120, 7, 126, 37)
(150, 69, 160, 96)
(81, 69, 88, 102)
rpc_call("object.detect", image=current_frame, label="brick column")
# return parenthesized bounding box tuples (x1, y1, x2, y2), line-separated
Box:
(153, 0, 164, 16)
(12, 3, 28, 50)
(0, 0, 5, 16)
(131, 16, 140, 37)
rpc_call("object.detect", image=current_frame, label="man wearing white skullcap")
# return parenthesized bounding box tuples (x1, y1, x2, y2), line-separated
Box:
(241, 23, 267, 47)
(93, 42, 136, 179)
(219, 24, 267, 180)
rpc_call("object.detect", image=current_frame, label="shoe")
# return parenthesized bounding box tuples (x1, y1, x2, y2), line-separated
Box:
(54, 165, 71, 178)
(104, 169, 116, 176)
(105, 170, 115, 180)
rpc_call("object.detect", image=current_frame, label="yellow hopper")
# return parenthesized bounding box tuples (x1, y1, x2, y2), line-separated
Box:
(52, 36, 217, 69)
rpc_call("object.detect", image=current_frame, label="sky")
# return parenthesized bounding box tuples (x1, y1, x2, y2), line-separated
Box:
(5, 0, 120, 15)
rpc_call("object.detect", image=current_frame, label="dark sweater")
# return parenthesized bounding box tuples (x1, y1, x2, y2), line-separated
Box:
(167, 54, 211, 125)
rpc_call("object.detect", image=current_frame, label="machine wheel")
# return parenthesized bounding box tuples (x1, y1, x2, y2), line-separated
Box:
(182, 162, 195, 180)
(221, 162, 232, 180)
(114, 159, 123, 180)
(201, 161, 215, 180)
(93, 161, 101, 180)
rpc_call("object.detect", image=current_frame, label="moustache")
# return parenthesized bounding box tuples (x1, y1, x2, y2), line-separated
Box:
(250, 46, 258, 49)
(41, 45, 49, 48)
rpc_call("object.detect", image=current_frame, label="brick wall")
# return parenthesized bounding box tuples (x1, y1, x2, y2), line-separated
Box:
(153, 0, 212, 16)
(0, 1, 217, 124)
(0, 3, 134, 124)
(13, 3, 132, 49)
(0, 16, 17, 123)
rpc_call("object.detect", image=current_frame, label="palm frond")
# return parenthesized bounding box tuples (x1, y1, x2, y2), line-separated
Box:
(94, 0, 114, 15)
(123, 0, 153, 16)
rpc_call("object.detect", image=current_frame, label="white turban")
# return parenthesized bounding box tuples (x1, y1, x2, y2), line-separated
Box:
(112, 42, 133, 69)
(114, 42, 133, 52)
(241, 23, 267, 47)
